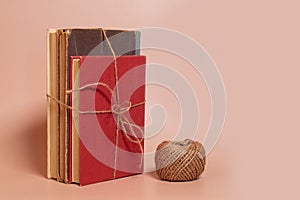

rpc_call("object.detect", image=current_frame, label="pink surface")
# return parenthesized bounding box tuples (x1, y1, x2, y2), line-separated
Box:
(0, 0, 300, 199)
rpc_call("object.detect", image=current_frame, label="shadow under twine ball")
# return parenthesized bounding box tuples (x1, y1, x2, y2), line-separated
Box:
(155, 139, 206, 182)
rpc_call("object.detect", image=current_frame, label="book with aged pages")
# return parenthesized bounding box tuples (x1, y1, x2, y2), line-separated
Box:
(69, 56, 145, 185)
(46, 28, 145, 185)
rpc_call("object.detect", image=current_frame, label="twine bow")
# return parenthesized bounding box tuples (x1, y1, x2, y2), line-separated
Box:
(47, 29, 145, 179)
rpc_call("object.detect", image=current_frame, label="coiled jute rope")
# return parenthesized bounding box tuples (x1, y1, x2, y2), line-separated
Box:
(155, 139, 206, 181)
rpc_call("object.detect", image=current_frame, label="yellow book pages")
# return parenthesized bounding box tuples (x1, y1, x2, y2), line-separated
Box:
(71, 58, 80, 183)
(46, 29, 58, 179)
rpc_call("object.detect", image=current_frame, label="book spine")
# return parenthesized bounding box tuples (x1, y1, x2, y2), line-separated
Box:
(58, 30, 67, 182)
(64, 29, 71, 182)
(46, 30, 58, 179)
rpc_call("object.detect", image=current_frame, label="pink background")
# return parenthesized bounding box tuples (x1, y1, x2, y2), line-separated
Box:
(0, 0, 299, 199)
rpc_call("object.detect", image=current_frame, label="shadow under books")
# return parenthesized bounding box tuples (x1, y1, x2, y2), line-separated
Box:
(24, 114, 47, 177)
(5, 111, 48, 177)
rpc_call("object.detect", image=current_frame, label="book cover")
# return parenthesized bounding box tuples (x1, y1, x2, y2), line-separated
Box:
(46, 30, 59, 179)
(69, 56, 146, 186)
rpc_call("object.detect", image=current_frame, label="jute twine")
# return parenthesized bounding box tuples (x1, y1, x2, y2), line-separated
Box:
(155, 139, 206, 181)
(47, 29, 145, 179)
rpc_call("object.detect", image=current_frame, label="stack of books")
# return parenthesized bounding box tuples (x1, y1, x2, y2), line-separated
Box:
(47, 28, 146, 186)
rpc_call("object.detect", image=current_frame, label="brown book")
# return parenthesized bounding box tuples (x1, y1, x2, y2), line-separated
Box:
(47, 28, 140, 183)
(46, 30, 59, 179)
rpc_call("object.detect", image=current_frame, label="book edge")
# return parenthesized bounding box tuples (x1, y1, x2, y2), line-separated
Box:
(71, 58, 81, 183)
(46, 30, 58, 179)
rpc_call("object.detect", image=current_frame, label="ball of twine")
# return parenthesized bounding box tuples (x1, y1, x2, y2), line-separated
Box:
(155, 139, 206, 181)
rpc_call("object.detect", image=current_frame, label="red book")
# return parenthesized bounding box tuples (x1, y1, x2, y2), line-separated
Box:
(69, 56, 146, 186)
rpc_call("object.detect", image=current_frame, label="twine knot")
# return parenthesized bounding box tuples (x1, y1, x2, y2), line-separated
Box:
(112, 101, 132, 115)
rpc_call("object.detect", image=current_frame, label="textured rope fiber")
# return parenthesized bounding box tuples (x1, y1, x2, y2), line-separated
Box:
(47, 29, 144, 179)
(155, 139, 206, 181)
